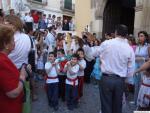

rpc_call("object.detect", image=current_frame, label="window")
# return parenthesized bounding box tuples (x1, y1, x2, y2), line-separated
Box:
(64, 0, 72, 10)
(34, 0, 42, 2)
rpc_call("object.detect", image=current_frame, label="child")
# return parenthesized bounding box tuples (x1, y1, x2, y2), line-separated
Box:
(45, 52, 60, 111)
(137, 68, 150, 111)
(77, 48, 86, 99)
(56, 49, 68, 101)
(91, 39, 101, 86)
(64, 54, 80, 110)
(37, 46, 44, 80)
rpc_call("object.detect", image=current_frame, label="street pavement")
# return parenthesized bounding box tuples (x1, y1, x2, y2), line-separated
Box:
(31, 81, 136, 113)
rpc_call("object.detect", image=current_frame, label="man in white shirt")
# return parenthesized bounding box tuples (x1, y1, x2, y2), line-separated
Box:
(24, 12, 34, 31)
(45, 26, 56, 52)
(84, 25, 135, 113)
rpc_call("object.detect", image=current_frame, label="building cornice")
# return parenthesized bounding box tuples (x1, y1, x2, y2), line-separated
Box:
(135, 5, 143, 12)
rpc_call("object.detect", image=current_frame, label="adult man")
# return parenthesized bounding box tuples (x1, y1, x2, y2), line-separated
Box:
(45, 26, 56, 52)
(84, 25, 135, 113)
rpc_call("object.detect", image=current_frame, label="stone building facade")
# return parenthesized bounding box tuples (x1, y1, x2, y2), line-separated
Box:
(90, 0, 150, 38)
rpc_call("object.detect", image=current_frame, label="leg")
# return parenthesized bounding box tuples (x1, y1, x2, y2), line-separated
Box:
(134, 73, 141, 105)
(72, 86, 78, 108)
(112, 78, 125, 113)
(78, 77, 84, 98)
(47, 84, 52, 106)
(66, 84, 73, 110)
(99, 76, 113, 113)
(51, 83, 59, 110)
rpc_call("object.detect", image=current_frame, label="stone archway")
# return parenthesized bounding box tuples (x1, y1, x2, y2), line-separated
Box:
(102, 0, 135, 37)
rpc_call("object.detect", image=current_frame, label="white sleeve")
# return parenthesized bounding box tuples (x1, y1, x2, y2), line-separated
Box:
(45, 62, 52, 74)
(71, 65, 79, 74)
(127, 49, 135, 77)
(83, 41, 108, 58)
(80, 60, 86, 69)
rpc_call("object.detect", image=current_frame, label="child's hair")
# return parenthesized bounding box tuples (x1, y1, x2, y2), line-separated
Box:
(57, 49, 65, 54)
(146, 68, 150, 73)
(71, 53, 79, 60)
(49, 52, 56, 57)
(77, 48, 85, 54)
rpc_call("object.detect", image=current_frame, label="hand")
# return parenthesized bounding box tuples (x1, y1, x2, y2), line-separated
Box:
(20, 66, 27, 81)
(144, 94, 150, 99)
(52, 62, 57, 66)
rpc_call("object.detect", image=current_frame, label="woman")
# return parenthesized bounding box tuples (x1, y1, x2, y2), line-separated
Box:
(134, 31, 150, 105)
(0, 24, 26, 113)
(5, 15, 32, 113)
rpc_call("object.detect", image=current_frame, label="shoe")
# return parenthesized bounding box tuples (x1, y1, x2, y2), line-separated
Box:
(74, 104, 78, 109)
(32, 94, 38, 101)
(68, 105, 74, 110)
(129, 101, 136, 105)
(54, 106, 59, 111)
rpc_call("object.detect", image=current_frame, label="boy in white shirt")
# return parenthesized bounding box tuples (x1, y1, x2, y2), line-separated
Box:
(77, 48, 86, 99)
(64, 54, 80, 110)
(45, 52, 60, 111)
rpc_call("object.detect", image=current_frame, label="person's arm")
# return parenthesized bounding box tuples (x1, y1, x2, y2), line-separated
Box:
(54, 63, 60, 74)
(6, 66, 26, 98)
(68, 63, 79, 75)
(45, 62, 53, 74)
(78, 60, 86, 70)
(135, 60, 150, 73)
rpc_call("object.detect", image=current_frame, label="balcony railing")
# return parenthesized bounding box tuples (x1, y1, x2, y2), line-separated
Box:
(27, 0, 48, 6)
(60, 0, 75, 13)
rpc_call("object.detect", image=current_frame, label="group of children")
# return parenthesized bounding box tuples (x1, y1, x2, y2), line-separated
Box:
(44, 48, 86, 111)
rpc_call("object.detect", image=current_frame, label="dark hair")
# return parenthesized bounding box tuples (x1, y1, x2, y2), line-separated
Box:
(56, 33, 63, 41)
(77, 48, 84, 54)
(57, 49, 65, 54)
(0, 9, 4, 17)
(138, 31, 149, 44)
(48, 26, 55, 32)
(72, 54, 79, 60)
(115, 24, 128, 37)
(49, 52, 56, 57)
(138, 31, 148, 38)
(127, 35, 136, 45)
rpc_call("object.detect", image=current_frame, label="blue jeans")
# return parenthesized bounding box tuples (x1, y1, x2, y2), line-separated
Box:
(47, 83, 58, 107)
(66, 84, 78, 108)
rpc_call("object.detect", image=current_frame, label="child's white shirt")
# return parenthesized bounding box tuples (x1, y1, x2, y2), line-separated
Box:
(65, 63, 79, 86)
(78, 59, 86, 76)
(45, 61, 60, 83)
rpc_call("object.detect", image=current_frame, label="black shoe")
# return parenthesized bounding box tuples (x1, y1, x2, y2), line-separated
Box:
(68, 105, 74, 110)
(54, 106, 59, 111)
(74, 104, 78, 109)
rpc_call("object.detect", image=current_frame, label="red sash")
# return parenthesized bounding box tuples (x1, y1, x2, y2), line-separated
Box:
(142, 82, 150, 87)
(47, 76, 58, 79)
(67, 77, 78, 87)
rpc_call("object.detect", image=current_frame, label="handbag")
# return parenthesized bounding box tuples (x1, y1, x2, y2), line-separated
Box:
(28, 36, 36, 72)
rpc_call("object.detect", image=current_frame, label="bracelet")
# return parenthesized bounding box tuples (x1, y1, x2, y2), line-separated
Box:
(19, 79, 25, 86)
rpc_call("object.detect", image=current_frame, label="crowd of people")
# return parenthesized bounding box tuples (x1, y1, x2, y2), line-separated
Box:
(0, 8, 150, 113)
(22, 10, 75, 31)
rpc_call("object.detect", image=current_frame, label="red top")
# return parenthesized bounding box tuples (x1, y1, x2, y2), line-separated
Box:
(32, 14, 39, 23)
(0, 53, 23, 113)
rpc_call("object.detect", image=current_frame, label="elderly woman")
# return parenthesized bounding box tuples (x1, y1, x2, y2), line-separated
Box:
(0, 24, 26, 113)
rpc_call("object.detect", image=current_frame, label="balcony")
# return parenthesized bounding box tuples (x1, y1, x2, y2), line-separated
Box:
(27, 0, 48, 6)
(60, 0, 75, 13)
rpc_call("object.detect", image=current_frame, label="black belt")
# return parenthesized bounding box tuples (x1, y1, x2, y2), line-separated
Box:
(103, 73, 121, 78)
